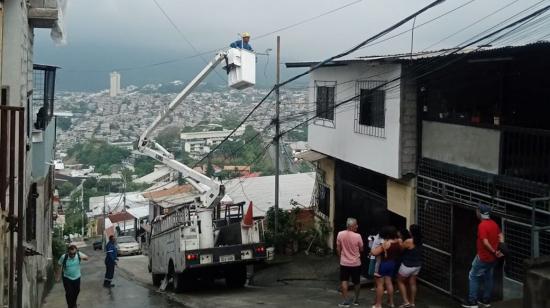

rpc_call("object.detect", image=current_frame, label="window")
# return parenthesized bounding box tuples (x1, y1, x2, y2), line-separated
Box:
(355, 80, 386, 137)
(1, 87, 8, 106)
(316, 85, 335, 121)
(26, 183, 38, 242)
(359, 89, 385, 127)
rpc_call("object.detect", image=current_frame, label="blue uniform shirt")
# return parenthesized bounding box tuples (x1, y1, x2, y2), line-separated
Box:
(58, 253, 84, 280)
(230, 40, 253, 51)
(105, 241, 118, 263)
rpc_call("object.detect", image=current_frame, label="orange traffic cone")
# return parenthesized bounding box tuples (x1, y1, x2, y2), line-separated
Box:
(241, 201, 254, 228)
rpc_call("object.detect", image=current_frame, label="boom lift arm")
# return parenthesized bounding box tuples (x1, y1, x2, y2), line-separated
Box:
(137, 51, 228, 208)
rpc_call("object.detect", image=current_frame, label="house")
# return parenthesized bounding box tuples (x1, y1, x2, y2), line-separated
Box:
(142, 184, 198, 222)
(0, 0, 64, 306)
(180, 127, 245, 158)
(289, 43, 550, 302)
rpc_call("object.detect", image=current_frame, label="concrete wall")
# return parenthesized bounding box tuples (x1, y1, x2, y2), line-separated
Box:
(307, 62, 403, 179)
(422, 121, 501, 174)
(399, 77, 417, 176)
(524, 256, 550, 308)
(387, 178, 415, 226)
(317, 158, 335, 249)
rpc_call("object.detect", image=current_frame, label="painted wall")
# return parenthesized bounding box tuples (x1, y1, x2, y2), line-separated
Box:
(307, 62, 403, 179)
(422, 121, 501, 174)
(386, 178, 415, 226)
(317, 157, 335, 249)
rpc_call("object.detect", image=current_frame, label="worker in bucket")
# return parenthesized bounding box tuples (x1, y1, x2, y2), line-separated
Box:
(230, 32, 253, 51)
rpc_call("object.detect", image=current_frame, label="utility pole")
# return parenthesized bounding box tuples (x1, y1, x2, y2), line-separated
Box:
(80, 179, 85, 238)
(274, 36, 280, 235)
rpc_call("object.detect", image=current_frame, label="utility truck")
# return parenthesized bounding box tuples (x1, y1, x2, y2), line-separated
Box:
(138, 48, 266, 291)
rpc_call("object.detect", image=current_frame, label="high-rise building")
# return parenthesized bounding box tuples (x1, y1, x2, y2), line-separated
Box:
(110, 71, 121, 97)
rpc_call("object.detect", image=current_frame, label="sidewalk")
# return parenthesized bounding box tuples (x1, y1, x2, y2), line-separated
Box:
(117, 253, 464, 308)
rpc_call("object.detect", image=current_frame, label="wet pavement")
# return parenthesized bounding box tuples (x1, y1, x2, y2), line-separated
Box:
(42, 246, 182, 308)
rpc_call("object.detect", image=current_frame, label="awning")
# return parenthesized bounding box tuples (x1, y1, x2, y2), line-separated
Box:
(126, 205, 149, 219)
(295, 150, 327, 162)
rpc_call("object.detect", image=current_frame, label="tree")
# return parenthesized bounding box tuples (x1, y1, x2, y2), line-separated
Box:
(56, 117, 72, 131)
(206, 160, 215, 177)
(58, 182, 75, 198)
(134, 156, 155, 177)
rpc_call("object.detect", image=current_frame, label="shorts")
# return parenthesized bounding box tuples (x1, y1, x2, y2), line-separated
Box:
(378, 260, 396, 277)
(398, 264, 421, 278)
(340, 265, 361, 284)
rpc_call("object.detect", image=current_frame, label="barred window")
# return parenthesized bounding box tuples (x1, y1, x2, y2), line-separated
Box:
(359, 89, 385, 127)
(355, 80, 386, 137)
(316, 86, 335, 121)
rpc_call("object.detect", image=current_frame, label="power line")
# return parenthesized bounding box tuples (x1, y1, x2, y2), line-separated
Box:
(193, 0, 447, 167)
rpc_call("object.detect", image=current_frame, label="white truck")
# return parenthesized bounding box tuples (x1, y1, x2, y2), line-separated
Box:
(138, 48, 267, 291)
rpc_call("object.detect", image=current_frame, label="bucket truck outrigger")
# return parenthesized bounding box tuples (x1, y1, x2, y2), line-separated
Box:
(138, 48, 266, 291)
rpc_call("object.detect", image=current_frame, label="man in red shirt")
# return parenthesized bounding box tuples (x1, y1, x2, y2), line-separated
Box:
(462, 204, 504, 308)
(336, 217, 364, 307)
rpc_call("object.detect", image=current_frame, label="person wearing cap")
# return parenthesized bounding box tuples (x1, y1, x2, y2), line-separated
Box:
(230, 32, 253, 51)
(462, 204, 504, 308)
(56, 244, 89, 308)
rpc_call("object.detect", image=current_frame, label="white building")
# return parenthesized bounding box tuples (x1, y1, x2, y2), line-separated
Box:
(287, 56, 417, 248)
(110, 71, 121, 97)
(180, 127, 245, 156)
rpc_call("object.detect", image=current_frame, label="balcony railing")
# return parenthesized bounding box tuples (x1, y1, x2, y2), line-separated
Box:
(501, 126, 550, 185)
(32, 64, 57, 131)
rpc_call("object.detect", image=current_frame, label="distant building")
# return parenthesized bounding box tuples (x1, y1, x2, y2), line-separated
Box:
(180, 127, 245, 157)
(110, 71, 121, 97)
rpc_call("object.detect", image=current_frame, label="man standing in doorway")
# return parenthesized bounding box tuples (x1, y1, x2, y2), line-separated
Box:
(56, 244, 89, 308)
(462, 204, 504, 308)
(336, 217, 364, 307)
(104, 235, 118, 288)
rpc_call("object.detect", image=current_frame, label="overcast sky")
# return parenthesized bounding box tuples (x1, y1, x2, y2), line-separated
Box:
(33, 0, 546, 91)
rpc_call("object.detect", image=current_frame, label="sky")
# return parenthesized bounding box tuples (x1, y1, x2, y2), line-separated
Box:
(33, 0, 547, 91)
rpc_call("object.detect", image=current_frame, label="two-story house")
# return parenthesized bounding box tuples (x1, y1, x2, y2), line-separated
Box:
(289, 42, 550, 302)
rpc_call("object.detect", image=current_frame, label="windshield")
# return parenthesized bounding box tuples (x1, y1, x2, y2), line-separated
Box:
(117, 236, 136, 244)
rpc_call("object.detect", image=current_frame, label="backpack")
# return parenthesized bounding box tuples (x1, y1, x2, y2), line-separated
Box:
(62, 252, 81, 273)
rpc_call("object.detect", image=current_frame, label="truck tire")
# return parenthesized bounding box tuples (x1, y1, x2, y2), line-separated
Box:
(152, 273, 163, 287)
(225, 265, 247, 288)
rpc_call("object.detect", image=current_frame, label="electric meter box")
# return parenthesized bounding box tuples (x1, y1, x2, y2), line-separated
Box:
(227, 48, 255, 90)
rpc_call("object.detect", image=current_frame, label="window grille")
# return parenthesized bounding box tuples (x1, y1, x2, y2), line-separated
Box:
(355, 80, 386, 137)
(313, 81, 336, 128)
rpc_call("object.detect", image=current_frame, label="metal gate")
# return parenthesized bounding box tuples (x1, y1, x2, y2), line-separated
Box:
(0, 106, 26, 308)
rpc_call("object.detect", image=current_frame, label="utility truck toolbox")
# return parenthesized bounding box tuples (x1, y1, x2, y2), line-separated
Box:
(227, 48, 255, 90)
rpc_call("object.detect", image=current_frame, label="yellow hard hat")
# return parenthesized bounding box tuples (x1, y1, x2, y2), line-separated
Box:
(242, 32, 251, 38)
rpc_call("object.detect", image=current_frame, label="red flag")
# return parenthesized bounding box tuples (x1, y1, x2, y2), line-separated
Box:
(241, 201, 254, 228)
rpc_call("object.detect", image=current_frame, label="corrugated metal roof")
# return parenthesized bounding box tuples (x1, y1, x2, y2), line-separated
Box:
(285, 42, 550, 68)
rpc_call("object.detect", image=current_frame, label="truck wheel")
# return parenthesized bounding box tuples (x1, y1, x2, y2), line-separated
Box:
(225, 265, 247, 288)
(152, 273, 163, 287)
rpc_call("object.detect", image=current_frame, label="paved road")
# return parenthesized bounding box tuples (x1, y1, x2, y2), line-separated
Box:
(42, 246, 182, 308)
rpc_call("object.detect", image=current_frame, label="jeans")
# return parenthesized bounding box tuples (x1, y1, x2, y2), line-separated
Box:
(468, 255, 496, 303)
(62, 277, 80, 308)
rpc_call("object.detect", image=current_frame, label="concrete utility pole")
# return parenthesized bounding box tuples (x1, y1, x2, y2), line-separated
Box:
(80, 179, 85, 238)
(274, 36, 281, 235)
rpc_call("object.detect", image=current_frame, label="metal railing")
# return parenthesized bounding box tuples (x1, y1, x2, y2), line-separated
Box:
(32, 64, 57, 130)
(0, 106, 26, 308)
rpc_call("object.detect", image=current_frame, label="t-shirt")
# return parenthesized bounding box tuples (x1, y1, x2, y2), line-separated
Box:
(477, 219, 501, 262)
(337, 230, 363, 267)
(58, 252, 85, 280)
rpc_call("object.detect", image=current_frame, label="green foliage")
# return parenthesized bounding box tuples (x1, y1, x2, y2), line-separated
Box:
(134, 156, 155, 178)
(286, 123, 308, 141)
(58, 182, 75, 198)
(52, 226, 67, 262)
(68, 140, 130, 174)
(56, 117, 72, 131)
(206, 160, 215, 177)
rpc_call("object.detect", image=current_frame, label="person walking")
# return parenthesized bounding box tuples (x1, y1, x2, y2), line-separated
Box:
(397, 224, 423, 308)
(462, 204, 504, 308)
(336, 217, 364, 307)
(372, 225, 402, 308)
(56, 244, 89, 308)
(103, 235, 118, 288)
